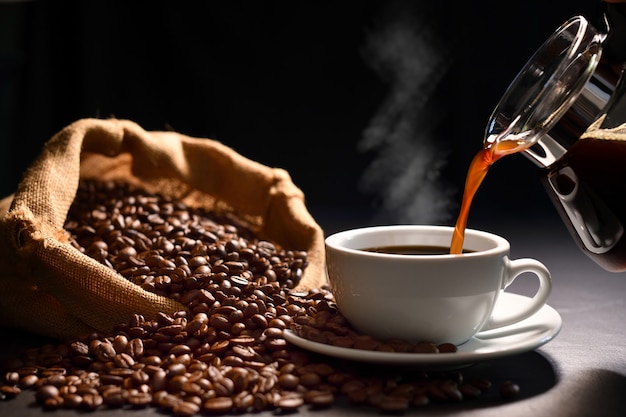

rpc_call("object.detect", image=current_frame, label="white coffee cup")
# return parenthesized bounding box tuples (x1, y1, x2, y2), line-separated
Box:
(324, 225, 552, 345)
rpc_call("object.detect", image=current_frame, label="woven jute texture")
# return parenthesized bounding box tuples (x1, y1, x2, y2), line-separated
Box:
(0, 118, 326, 340)
(581, 116, 626, 141)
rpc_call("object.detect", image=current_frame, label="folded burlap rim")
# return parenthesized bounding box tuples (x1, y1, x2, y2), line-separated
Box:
(581, 115, 626, 141)
(0, 118, 326, 340)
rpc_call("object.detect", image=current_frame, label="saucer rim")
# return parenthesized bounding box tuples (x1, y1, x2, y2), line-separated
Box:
(283, 292, 562, 366)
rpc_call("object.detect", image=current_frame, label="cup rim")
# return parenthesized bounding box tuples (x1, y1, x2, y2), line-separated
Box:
(324, 225, 509, 259)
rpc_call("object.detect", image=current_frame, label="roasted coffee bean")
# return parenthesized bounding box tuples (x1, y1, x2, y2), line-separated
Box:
(471, 377, 493, 392)
(437, 342, 458, 353)
(45, 373, 67, 387)
(62, 393, 83, 408)
(81, 393, 104, 410)
(127, 391, 153, 407)
(16, 366, 38, 377)
(413, 342, 439, 353)
(0, 385, 21, 398)
(459, 383, 482, 399)
(203, 396, 233, 413)
(102, 387, 126, 408)
(303, 389, 334, 408)
(274, 393, 304, 411)
(126, 338, 144, 358)
(299, 372, 322, 388)
(18, 374, 38, 389)
(277, 373, 299, 390)
(173, 400, 200, 416)
(412, 394, 430, 407)
(112, 335, 129, 354)
(500, 380, 520, 399)
(99, 374, 124, 386)
(440, 380, 463, 402)
(4, 372, 19, 385)
(43, 395, 64, 409)
(378, 395, 410, 413)
(156, 392, 181, 409)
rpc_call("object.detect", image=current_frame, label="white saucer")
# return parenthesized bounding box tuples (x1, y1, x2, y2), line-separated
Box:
(283, 292, 561, 368)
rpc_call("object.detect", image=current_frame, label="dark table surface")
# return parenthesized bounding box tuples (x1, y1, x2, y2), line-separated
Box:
(1, 208, 626, 417)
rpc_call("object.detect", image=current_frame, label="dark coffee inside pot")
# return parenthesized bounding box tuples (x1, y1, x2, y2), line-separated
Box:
(363, 245, 474, 255)
(542, 136, 626, 271)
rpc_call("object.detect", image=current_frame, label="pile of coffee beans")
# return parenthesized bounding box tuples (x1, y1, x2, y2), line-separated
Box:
(0, 179, 518, 414)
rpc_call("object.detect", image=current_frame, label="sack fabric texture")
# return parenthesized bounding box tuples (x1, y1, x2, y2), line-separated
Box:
(0, 118, 326, 340)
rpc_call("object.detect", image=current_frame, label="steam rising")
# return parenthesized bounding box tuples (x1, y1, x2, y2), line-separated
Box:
(358, 2, 455, 225)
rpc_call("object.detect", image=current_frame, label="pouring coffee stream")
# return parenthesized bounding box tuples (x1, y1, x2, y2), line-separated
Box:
(450, 134, 533, 254)
(450, 4, 626, 268)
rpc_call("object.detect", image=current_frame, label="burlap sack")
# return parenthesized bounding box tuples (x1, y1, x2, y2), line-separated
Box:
(0, 118, 326, 340)
(581, 116, 626, 141)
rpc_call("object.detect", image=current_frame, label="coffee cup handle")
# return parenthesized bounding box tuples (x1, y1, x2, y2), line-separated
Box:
(481, 258, 552, 331)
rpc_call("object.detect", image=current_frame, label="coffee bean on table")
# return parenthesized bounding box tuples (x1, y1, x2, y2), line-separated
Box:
(0, 385, 21, 399)
(471, 377, 493, 392)
(500, 380, 521, 399)
(172, 400, 201, 416)
(379, 395, 411, 413)
(459, 383, 482, 399)
(203, 396, 234, 413)
(303, 389, 335, 408)
(274, 393, 305, 411)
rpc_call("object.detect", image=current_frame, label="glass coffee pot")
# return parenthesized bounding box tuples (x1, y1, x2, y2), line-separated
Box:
(486, 3, 626, 271)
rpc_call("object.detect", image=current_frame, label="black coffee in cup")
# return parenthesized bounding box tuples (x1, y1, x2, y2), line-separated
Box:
(362, 245, 474, 255)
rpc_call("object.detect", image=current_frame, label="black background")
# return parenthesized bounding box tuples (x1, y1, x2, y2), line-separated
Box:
(0, 0, 603, 234)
